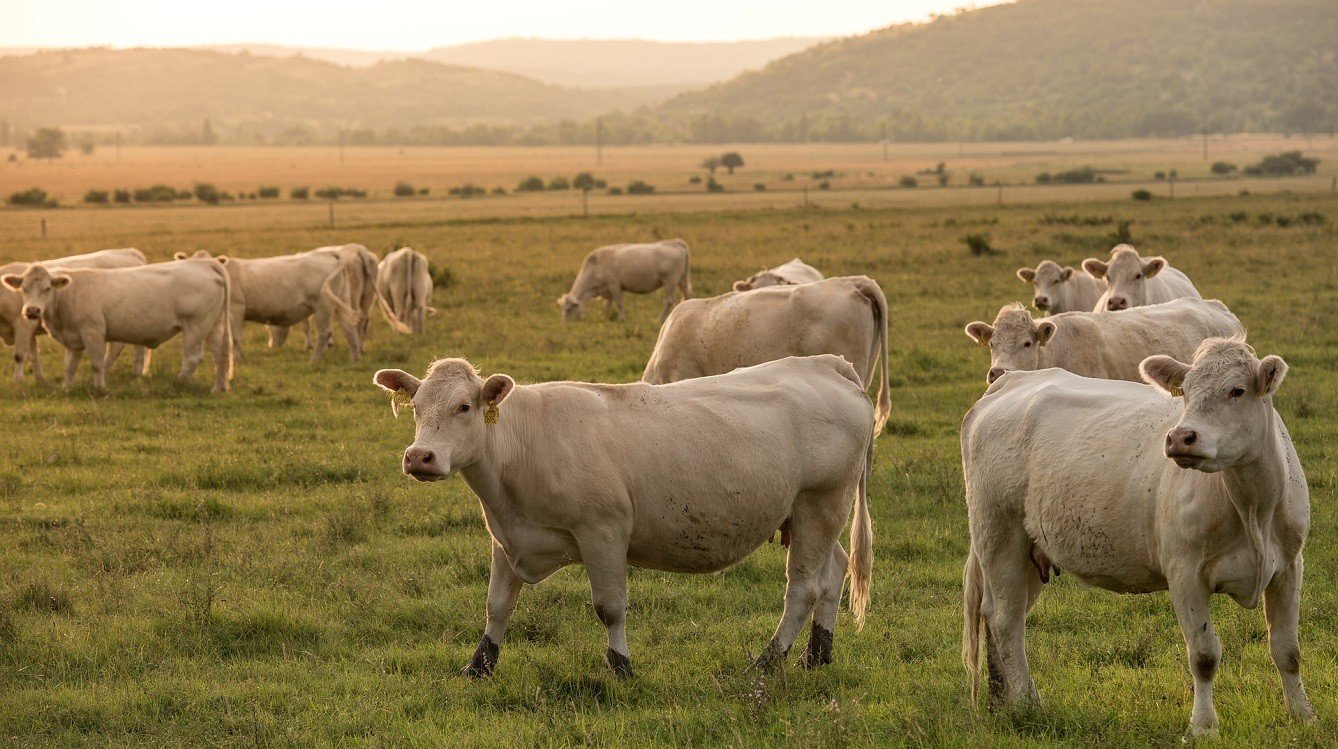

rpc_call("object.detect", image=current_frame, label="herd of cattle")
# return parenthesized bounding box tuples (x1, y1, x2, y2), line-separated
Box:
(0, 236, 1314, 736)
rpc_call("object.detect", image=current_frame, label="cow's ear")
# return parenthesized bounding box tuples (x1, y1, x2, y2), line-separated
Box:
(374, 369, 421, 417)
(426, 307, 438, 316)
(1, 274, 21, 290)
(732, 280, 750, 292)
(50, 274, 72, 289)
(1059, 267, 1074, 281)
(1082, 258, 1108, 279)
(1016, 267, 1035, 283)
(173, 252, 189, 260)
(1035, 320, 1057, 346)
(216, 255, 230, 265)
(1143, 256, 1166, 278)
(964, 322, 993, 346)
(1255, 355, 1288, 397)
(1140, 355, 1190, 396)
(481, 374, 515, 405)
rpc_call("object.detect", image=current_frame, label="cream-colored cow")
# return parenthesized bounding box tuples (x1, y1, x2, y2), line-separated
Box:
(374, 355, 873, 677)
(643, 276, 890, 436)
(558, 239, 692, 322)
(2, 259, 232, 392)
(962, 338, 1315, 735)
(1, 248, 147, 380)
(1084, 244, 1201, 312)
(964, 299, 1242, 385)
(376, 247, 435, 334)
(1015, 259, 1105, 315)
(732, 258, 824, 291)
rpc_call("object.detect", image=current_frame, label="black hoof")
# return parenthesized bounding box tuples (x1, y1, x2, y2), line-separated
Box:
(606, 648, 633, 678)
(750, 640, 788, 673)
(799, 624, 834, 669)
(460, 635, 499, 678)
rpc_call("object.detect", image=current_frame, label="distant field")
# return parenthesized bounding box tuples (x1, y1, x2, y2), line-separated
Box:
(0, 182, 1334, 745)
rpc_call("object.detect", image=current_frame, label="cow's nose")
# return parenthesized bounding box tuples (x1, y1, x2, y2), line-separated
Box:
(1166, 428, 1198, 452)
(403, 447, 436, 473)
(1106, 297, 1128, 311)
(1033, 296, 1049, 309)
(22, 307, 40, 320)
(987, 367, 1007, 384)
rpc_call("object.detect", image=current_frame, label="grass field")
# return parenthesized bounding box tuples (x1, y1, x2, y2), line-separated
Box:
(0, 180, 1334, 746)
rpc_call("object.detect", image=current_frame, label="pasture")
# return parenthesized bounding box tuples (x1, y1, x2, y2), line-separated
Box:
(0, 184, 1334, 746)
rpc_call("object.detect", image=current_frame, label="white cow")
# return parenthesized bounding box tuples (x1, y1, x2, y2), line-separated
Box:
(964, 299, 1243, 385)
(733, 258, 824, 291)
(961, 338, 1315, 735)
(374, 355, 873, 677)
(376, 247, 435, 335)
(1015, 259, 1105, 315)
(1, 248, 147, 380)
(2, 259, 233, 392)
(558, 239, 692, 322)
(643, 276, 890, 436)
(1084, 244, 1201, 312)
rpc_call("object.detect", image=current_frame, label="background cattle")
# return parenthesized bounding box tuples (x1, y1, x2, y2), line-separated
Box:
(1, 248, 147, 381)
(1084, 244, 1201, 311)
(376, 247, 435, 335)
(374, 355, 874, 677)
(961, 339, 1314, 735)
(1015, 259, 1105, 315)
(643, 275, 891, 436)
(732, 257, 824, 291)
(559, 239, 692, 322)
(964, 298, 1243, 384)
(2, 259, 233, 392)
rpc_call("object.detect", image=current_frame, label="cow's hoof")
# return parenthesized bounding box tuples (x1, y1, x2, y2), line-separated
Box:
(750, 640, 788, 673)
(799, 624, 834, 669)
(606, 649, 633, 679)
(460, 635, 499, 678)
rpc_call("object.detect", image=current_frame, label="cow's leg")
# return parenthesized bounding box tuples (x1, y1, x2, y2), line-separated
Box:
(302, 319, 315, 351)
(1169, 572, 1221, 736)
(229, 308, 245, 362)
(266, 325, 288, 349)
(462, 541, 523, 678)
(136, 347, 152, 376)
(800, 542, 848, 668)
(206, 317, 230, 393)
(336, 311, 361, 363)
(574, 528, 632, 677)
(85, 333, 109, 391)
(756, 490, 846, 672)
(104, 342, 125, 371)
(62, 345, 83, 391)
(177, 325, 207, 382)
(25, 331, 42, 381)
(1264, 559, 1316, 723)
(976, 523, 1040, 708)
(659, 285, 675, 323)
(310, 309, 332, 363)
(607, 288, 625, 321)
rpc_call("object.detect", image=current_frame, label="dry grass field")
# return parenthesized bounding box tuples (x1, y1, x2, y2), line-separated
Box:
(0, 143, 1333, 746)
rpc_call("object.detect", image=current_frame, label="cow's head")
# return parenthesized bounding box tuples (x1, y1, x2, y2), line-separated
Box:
(174, 250, 228, 264)
(1141, 338, 1286, 473)
(965, 304, 1057, 385)
(373, 358, 514, 481)
(733, 271, 790, 292)
(1083, 244, 1165, 312)
(1016, 259, 1075, 313)
(557, 294, 583, 321)
(1, 264, 70, 322)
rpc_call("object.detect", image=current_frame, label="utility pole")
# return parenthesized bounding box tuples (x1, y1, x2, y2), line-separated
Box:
(1201, 131, 1208, 161)
(880, 122, 888, 162)
(328, 200, 335, 228)
(595, 118, 603, 166)
(1169, 171, 1176, 199)
(40, 215, 47, 239)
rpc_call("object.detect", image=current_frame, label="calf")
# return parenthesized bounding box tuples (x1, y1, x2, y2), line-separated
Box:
(961, 338, 1315, 735)
(559, 239, 692, 322)
(733, 257, 824, 291)
(375, 355, 874, 677)
(1015, 259, 1105, 315)
(1083, 244, 1201, 311)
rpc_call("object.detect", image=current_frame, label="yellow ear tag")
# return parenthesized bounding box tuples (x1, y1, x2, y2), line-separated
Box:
(390, 390, 414, 417)
(484, 401, 500, 424)
(1169, 385, 1184, 398)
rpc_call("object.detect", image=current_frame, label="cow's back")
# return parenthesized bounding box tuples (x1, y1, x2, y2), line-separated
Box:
(1149, 265, 1202, 304)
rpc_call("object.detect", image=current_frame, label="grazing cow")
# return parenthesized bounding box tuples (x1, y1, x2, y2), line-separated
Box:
(961, 338, 1315, 735)
(558, 239, 692, 322)
(1015, 259, 1105, 315)
(643, 276, 890, 436)
(964, 299, 1243, 385)
(1084, 244, 1201, 311)
(732, 257, 824, 291)
(1, 259, 233, 392)
(376, 247, 435, 334)
(374, 355, 874, 677)
(1, 248, 148, 380)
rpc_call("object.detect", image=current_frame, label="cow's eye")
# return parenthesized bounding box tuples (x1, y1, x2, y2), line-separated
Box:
(1023, 341, 1032, 347)
(1229, 387, 1245, 398)
(458, 403, 471, 413)
(1134, 273, 1142, 280)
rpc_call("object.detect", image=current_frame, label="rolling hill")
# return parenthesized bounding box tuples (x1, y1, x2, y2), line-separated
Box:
(656, 0, 1338, 141)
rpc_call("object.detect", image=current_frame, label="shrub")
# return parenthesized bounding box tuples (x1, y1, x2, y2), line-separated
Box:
(417, 188, 429, 195)
(1110, 220, 1134, 245)
(937, 172, 950, 186)
(393, 181, 415, 197)
(1210, 161, 1237, 175)
(818, 180, 831, 190)
(626, 180, 655, 195)
(175, 190, 192, 200)
(430, 266, 455, 289)
(448, 184, 487, 198)
(314, 187, 366, 200)
(1131, 189, 1153, 201)
(811, 169, 835, 179)
(1052, 166, 1097, 184)
(720, 152, 744, 174)
(7, 187, 53, 207)
(134, 184, 179, 203)
(547, 176, 570, 191)
(705, 177, 724, 193)
(491, 187, 507, 195)
(1242, 150, 1320, 177)
(290, 186, 310, 199)
(753, 183, 767, 191)
(516, 176, 546, 192)
(607, 186, 623, 195)
(962, 233, 996, 256)
(113, 189, 131, 204)
(1154, 171, 1166, 181)
(899, 175, 918, 188)
(688, 175, 702, 184)
(1036, 172, 1052, 184)
(1297, 211, 1325, 225)
(193, 183, 221, 205)
(83, 189, 110, 204)
(258, 186, 280, 199)
(968, 173, 985, 186)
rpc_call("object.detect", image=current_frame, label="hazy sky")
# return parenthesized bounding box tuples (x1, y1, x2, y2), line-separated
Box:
(1, 1, 994, 49)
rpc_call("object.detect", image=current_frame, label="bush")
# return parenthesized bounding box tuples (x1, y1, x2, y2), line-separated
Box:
(491, 187, 507, 195)
(1110, 220, 1134, 245)
(899, 175, 918, 188)
(937, 172, 951, 186)
(1051, 166, 1097, 184)
(134, 184, 179, 203)
(1242, 150, 1320, 177)
(968, 172, 985, 186)
(811, 170, 835, 179)
(417, 188, 429, 195)
(393, 181, 415, 197)
(688, 175, 702, 184)
(258, 186, 280, 199)
(83, 189, 110, 204)
(430, 266, 455, 289)
(1036, 172, 1053, 184)
(1210, 161, 1237, 175)
(753, 183, 767, 191)
(175, 190, 192, 200)
(962, 233, 996, 256)
(193, 183, 221, 205)
(114, 189, 131, 204)
(448, 183, 487, 198)
(290, 186, 310, 199)
(314, 187, 366, 200)
(516, 176, 546, 192)
(1131, 189, 1153, 201)
(7, 187, 53, 207)
(626, 180, 655, 195)
(705, 177, 724, 193)
(818, 180, 831, 190)
(547, 176, 570, 191)
(607, 187, 624, 195)
(1154, 171, 1166, 181)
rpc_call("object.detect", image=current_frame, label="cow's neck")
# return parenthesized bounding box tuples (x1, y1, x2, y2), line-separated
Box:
(458, 390, 530, 519)
(570, 272, 600, 303)
(1215, 408, 1288, 602)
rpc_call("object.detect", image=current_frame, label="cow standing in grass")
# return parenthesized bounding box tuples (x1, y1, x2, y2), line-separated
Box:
(376, 247, 435, 335)
(1015, 259, 1104, 315)
(732, 257, 824, 291)
(961, 338, 1315, 735)
(1084, 244, 1201, 312)
(374, 355, 873, 677)
(558, 239, 692, 322)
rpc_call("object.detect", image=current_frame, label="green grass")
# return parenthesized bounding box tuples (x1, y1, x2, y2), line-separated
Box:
(0, 191, 1334, 747)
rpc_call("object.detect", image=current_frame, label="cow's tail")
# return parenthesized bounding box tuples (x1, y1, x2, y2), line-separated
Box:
(320, 248, 364, 329)
(963, 547, 984, 708)
(408, 250, 428, 333)
(211, 261, 235, 383)
(846, 435, 873, 628)
(677, 239, 693, 299)
(851, 276, 891, 437)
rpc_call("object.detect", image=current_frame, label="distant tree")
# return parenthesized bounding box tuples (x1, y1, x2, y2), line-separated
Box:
(572, 172, 598, 191)
(8, 187, 53, 207)
(113, 189, 131, 203)
(258, 186, 280, 198)
(193, 182, 221, 204)
(290, 186, 310, 199)
(201, 118, 217, 146)
(79, 139, 96, 156)
(84, 189, 110, 204)
(1210, 161, 1237, 175)
(1131, 189, 1153, 201)
(393, 181, 416, 197)
(516, 176, 546, 192)
(900, 175, 918, 188)
(626, 180, 655, 195)
(720, 152, 745, 175)
(547, 176, 570, 190)
(705, 177, 724, 192)
(26, 128, 66, 161)
(700, 156, 720, 174)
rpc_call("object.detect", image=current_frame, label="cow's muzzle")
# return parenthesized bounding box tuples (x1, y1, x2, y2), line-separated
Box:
(22, 306, 40, 320)
(1165, 428, 1208, 469)
(403, 447, 447, 482)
